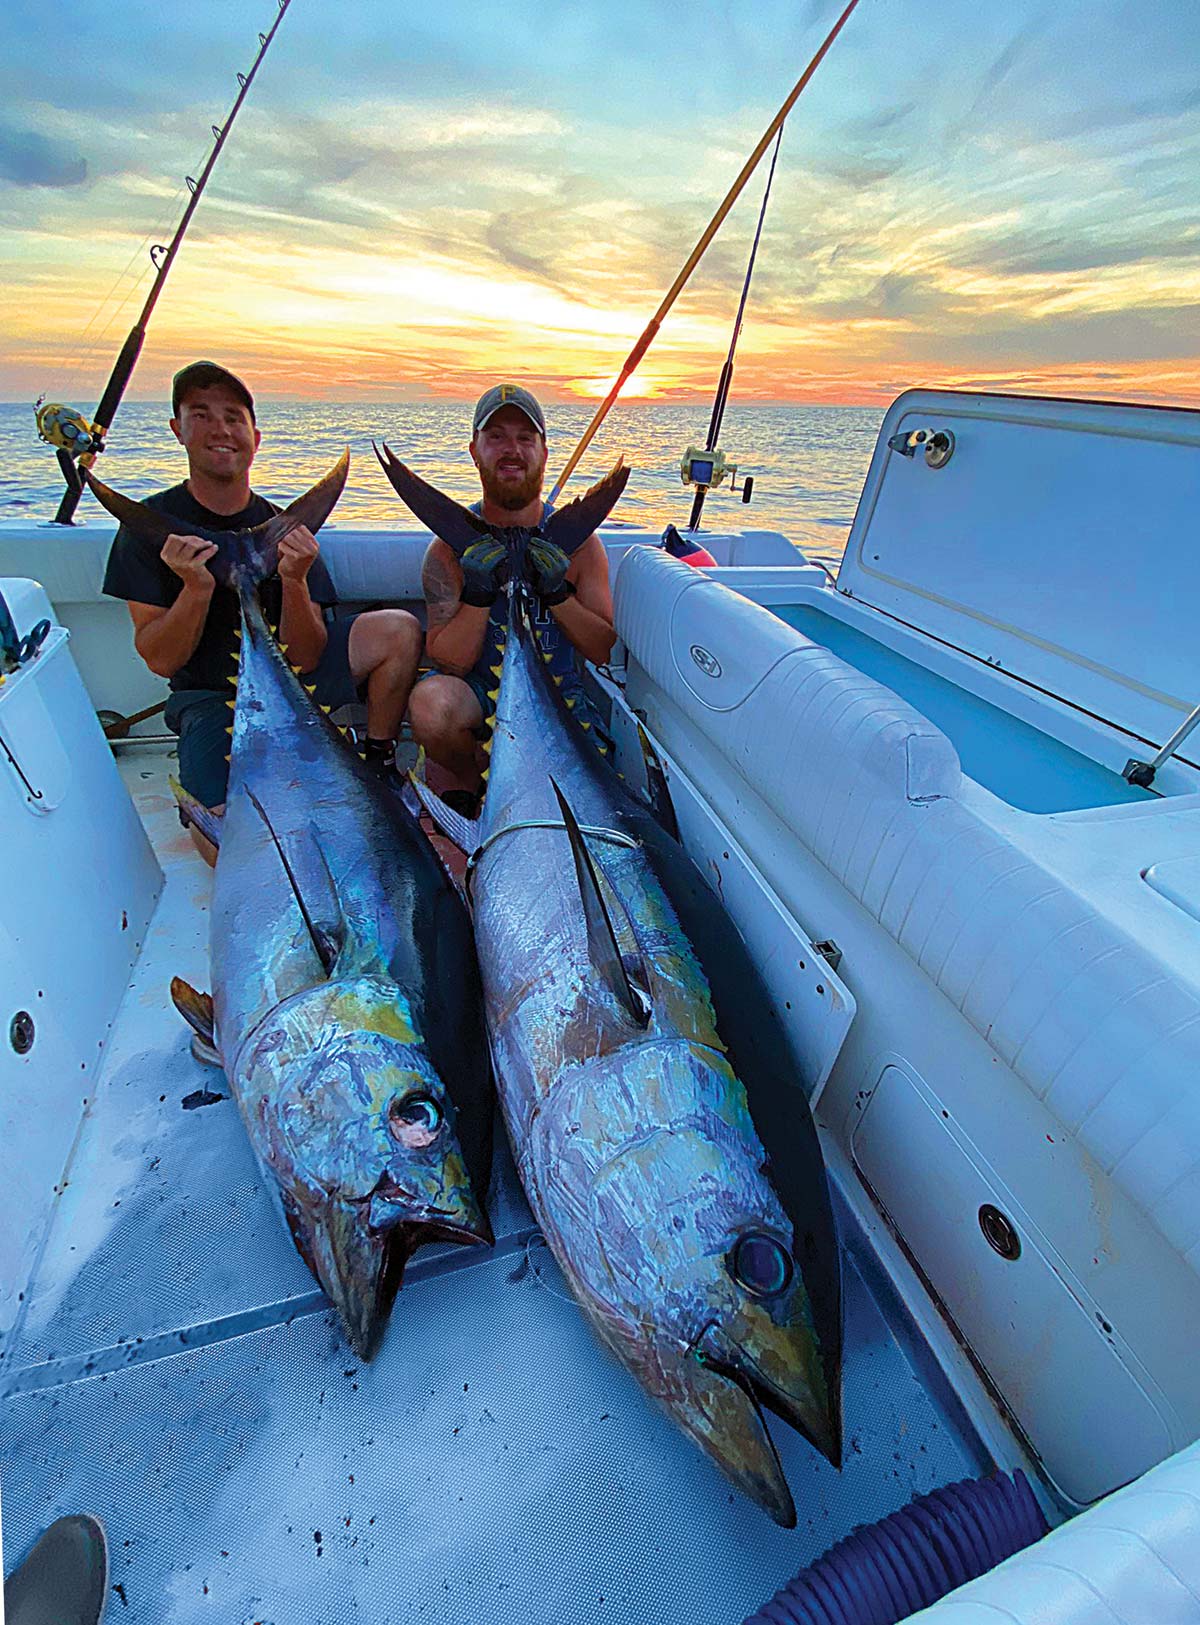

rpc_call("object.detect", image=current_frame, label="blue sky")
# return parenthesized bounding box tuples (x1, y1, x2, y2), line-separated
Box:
(2, 0, 1197, 403)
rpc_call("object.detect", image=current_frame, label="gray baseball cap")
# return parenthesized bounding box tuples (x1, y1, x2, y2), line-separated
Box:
(472, 384, 545, 437)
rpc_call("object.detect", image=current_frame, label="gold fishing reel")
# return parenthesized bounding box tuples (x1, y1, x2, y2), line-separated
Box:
(680, 444, 754, 503)
(34, 399, 99, 458)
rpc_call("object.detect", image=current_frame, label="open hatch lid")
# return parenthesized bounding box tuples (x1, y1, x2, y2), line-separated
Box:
(836, 389, 1200, 764)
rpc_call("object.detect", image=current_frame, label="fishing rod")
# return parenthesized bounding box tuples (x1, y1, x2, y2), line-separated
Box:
(36, 0, 294, 526)
(549, 0, 863, 504)
(683, 124, 783, 532)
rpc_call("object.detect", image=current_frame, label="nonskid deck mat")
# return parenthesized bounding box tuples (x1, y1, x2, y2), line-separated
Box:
(1, 1240, 984, 1625)
(2, 752, 989, 1623)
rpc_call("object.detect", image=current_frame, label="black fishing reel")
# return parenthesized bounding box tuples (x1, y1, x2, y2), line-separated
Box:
(0, 587, 51, 678)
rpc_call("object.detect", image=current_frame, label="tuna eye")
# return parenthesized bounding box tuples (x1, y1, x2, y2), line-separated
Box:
(728, 1233, 792, 1298)
(388, 1094, 442, 1148)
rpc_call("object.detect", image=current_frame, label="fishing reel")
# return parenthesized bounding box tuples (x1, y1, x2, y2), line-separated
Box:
(34, 399, 101, 460)
(680, 445, 754, 504)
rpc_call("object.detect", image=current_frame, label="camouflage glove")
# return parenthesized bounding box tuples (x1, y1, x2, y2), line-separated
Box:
(459, 535, 510, 607)
(524, 535, 576, 606)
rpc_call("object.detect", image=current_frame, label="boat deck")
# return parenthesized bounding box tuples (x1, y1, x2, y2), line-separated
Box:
(1, 749, 991, 1625)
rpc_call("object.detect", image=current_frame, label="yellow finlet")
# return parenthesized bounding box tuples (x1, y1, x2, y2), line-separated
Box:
(487, 687, 500, 702)
(320, 704, 332, 715)
(226, 699, 236, 711)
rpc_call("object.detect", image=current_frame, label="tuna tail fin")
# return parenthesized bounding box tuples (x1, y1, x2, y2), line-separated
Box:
(372, 441, 490, 556)
(543, 458, 629, 553)
(246, 789, 348, 976)
(550, 776, 651, 1028)
(83, 452, 350, 592)
(82, 468, 200, 551)
(229, 448, 351, 589)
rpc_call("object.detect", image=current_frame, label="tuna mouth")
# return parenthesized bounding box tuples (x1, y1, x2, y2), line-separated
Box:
(368, 1178, 494, 1247)
(692, 1320, 841, 1475)
(309, 1185, 492, 1361)
(674, 1342, 797, 1528)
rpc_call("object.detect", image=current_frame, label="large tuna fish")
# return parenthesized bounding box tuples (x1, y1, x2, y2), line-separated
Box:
(83, 458, 493, 1359)
(377, 451, 842, 1527)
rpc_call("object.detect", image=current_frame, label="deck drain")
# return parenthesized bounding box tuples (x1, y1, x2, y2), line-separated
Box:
(979, 1204, 1021, 1261)
(10, 1010, 35, 1055)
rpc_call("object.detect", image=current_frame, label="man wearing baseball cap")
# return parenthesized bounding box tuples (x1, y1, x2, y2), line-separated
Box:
(103, 360, 422, 861)
(408, 383, 616, 815)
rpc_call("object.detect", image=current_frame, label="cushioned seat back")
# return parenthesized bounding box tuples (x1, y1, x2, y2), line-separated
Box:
(615, 548, 1200, 1274)
(615, 546, 963, 856)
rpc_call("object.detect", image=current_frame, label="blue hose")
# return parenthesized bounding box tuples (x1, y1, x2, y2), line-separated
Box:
(744, 1470, 1048, 1624)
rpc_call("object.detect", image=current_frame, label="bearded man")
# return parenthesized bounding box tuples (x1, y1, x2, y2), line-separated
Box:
(408, 385, 615, 814)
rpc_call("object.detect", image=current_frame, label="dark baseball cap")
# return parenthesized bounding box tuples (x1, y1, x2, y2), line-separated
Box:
(472, 384, 545, 437)
(172, 361, 256, 422)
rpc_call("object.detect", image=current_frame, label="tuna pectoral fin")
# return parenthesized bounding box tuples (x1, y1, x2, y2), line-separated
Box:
(246, 790, 347, 976)
(636, 723, 680, 841)
(372, 442, 490, 555)
(408, 774, 480, 854)
(170, 976, 215, 1047)
(549, 777, 651, 1028)
(170, 775, 223, 849)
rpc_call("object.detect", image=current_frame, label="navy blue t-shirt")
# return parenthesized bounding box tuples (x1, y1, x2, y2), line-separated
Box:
(102, 482, 337, 693)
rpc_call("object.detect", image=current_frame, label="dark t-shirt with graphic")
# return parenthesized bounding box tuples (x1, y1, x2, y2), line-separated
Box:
(102, 482, 336, 693)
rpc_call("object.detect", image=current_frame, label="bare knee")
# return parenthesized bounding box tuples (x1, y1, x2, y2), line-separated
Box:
(409, 677, 478, 748)
(351, 608, 422, 674)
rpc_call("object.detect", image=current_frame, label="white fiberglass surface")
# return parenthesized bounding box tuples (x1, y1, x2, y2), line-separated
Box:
(0, 751, 994, 1623)
(775, 604, 1151, 815)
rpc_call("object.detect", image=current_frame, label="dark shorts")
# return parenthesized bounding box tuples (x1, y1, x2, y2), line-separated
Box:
(166, 615, 364, 808)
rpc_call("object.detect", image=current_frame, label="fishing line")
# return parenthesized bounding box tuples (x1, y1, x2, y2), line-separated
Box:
(65, 180, 190, 382)
(688, 123, 784, 531)
(46, 0, 295, 524)
(551, 0, 863, 502)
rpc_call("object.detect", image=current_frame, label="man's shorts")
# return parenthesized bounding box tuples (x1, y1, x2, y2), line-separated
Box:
(165, 614, 364, 808)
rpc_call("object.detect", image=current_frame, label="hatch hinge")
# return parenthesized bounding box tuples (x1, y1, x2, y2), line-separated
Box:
(1123, 700, 1200, 789)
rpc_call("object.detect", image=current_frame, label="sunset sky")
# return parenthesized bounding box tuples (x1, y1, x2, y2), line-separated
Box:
(2, 0, 1198, 408)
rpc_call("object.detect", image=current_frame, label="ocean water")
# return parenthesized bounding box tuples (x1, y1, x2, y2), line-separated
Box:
(0, 399, 883, 567)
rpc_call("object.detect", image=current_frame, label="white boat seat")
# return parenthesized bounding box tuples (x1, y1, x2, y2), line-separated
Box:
(903, 1438, 1200, 1621)
(615, 548, 1200, 1271)
(317, 530, 803, 606)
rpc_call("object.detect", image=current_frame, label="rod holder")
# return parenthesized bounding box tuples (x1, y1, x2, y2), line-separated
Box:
(888, 426, 955, 469)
